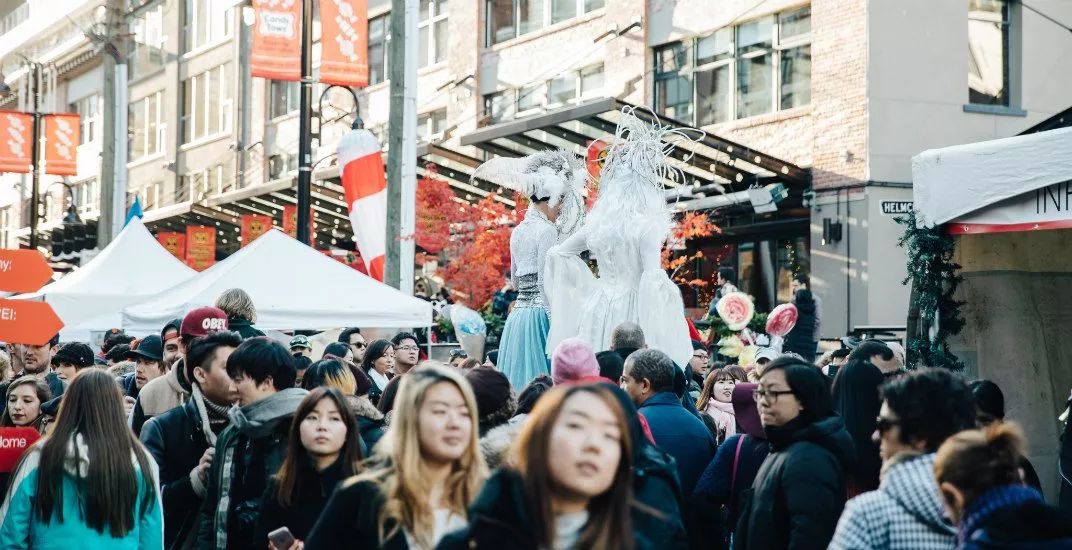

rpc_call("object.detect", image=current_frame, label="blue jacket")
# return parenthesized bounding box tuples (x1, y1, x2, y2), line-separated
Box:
(0, 444, 163, 549)
(639, 392, 716, 492)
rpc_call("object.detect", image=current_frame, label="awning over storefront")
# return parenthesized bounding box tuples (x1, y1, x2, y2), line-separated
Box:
(459, 97, 810, 213)
(912, 126, 1072, 230)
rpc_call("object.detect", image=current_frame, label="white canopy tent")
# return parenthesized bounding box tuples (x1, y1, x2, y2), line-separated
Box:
(16, 218, 197, 342)
(913, 126, 1072, 229)
(121, 229, 433, 333)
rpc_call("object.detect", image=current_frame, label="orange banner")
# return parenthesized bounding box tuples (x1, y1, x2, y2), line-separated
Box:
(241, 214, 273, 246)
(185, 226, 216, 271)
(157, 232, 186, 260)
(251, 0, 303, 81)
(43, 113, 79, 176)
(0, 111, 33, 174)
(320, 0, 368, 87)
(282, 205, 314, 239)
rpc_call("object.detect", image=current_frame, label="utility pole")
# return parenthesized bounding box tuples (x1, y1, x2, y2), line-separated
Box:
(295, 0, 314, 245)
(99, 0, 127, 247)
(386, 0, 417, 292)
(27, 64, 41, 251)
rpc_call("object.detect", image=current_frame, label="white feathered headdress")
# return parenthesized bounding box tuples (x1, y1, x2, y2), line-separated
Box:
(471, 149, 587, 234)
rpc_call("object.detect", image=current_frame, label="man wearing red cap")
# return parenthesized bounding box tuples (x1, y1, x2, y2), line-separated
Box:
(132, 307, 229, 436)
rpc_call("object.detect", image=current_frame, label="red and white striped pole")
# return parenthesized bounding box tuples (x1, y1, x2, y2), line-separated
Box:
(337, 124, 387, 281)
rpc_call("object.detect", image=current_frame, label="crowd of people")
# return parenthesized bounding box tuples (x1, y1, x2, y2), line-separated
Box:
(0, 283, 1068, 550)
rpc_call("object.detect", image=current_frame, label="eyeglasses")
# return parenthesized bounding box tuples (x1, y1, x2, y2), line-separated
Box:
(752, 388, 794, 404)
(692, 353, 709, 360)
(875, 417, 900, 434)
(397, 345, 420, 352)
(350, 342, 367, 349)
(449, 350, 467, 359)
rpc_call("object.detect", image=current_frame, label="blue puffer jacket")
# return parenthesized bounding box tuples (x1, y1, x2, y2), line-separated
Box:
(0, 436, 163, 549)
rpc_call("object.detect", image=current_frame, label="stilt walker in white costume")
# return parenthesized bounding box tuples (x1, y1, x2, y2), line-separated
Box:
(544, 108, 693, 368)
(472, 150, 586, 390)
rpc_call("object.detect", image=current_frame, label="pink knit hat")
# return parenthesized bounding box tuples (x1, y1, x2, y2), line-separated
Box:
(551, 338, 599, 385)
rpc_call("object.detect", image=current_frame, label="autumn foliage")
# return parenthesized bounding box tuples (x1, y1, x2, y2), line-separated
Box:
(662, 211, 720, 289)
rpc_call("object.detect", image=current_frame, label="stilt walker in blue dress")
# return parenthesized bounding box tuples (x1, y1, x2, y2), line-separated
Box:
(472, 150, 587, 390)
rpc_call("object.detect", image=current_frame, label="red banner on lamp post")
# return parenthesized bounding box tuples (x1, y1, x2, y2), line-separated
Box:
(185, 226, 216, 271)
(240, 215, 273, 246)
(320, 0, 369, 87)
(251, 0, 303, 81)
(157, 232, 186, 260)
(0, 111, 33, 174)
(43, 113, 79, 176)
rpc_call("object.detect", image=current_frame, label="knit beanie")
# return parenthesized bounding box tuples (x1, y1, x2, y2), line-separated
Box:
(551, 338, 599, 385)
(464, 367, 517, 436)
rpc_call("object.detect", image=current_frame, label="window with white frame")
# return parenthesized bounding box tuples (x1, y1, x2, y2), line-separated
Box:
(484, 90, 515, 123)
(269, 80, 300, 119)
(369, 14, 389, 84)
(129, 2, 166, 79)
(417, 109, 448, 141)
(653, 5, 811, 125)
(184, 0, 233, 53)
(182, 157, 236, 200)
(143, 181, 165, 210)
(182, 64, 233, 143)
(70, 95, 100, 145)
(487, 0, 603, 45)
(517, 83, 544, 113)
(968, 0, 1010, 106)
(546, 64, 603, 107)
(0, 207, 9, 249)
(74, 179, 99, 214)
(419, 0, 448, 67)
(129, 91, 165, 160)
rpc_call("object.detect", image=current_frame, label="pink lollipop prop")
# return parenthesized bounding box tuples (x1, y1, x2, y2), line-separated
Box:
(766, 303, 799, 337)
(716, 292, 755, 331)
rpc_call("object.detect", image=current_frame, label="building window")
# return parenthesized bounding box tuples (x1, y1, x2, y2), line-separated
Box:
(419, 0, 448, 67)
(184, 0, 233, 53)
(488, 0, 602, 45)
(968, 0, 1010, 106)
(129, 3, 166, 79)
(547, 63, 603, 107)
(0, 207, 9, 249)
(269, 81, 299, 119)
(74, 179, 99, 214)
(69, 95, 100, 145)
(182, 63, 233, 143)
(417, 109, 448, 141)
(654, 42, 692, 121)
(183, 157, 236, 200)
(484, 91, 515, 123)
(369, 14, 389, 84)
(653, 5, 811, 124)
(129, 91, 165, 160)
(142, 181, 165, 210)
(517, 83, 544, 113)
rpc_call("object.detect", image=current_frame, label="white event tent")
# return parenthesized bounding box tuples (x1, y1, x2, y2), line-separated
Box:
(121, 228, 432, 333)
(17, 218, 196, 342)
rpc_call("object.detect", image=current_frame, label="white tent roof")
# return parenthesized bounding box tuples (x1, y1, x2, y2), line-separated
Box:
(121, 228, 432, 333)
(912, 126, 1072, 227)
(18, 218, 196, 341)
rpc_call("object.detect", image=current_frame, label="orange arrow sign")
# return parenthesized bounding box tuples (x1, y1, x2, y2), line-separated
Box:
(0, 299, 64, 346)
(0, 249, 53, 293)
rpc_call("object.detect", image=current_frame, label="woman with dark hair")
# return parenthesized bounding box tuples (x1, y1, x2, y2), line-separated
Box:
(361, 339, 395, 405)
(935, 422, 1072, 547)
(693, 383, 769, 549)
(696, 366, 747, 443)
(256, 387, 364, 547)
(322, 342, 354, 363)
(969, 379, 1043, 494)
(831, 354, 885, 496)
(440, 382, 683, 549)
(0, 375, 51, 431)
(0, 370, 162, 548)
(735, 356, 854, 550)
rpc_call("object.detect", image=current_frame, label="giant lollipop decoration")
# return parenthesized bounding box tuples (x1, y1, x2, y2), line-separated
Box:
(716, 292, 755, 331)
(765, 303, 799, 353)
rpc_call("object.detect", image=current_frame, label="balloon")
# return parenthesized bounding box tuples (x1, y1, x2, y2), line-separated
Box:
(716, 292, 755, 331)
(766, 303, 799, 337)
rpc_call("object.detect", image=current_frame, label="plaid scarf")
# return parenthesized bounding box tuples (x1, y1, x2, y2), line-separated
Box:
(957, 484, 1043, 546)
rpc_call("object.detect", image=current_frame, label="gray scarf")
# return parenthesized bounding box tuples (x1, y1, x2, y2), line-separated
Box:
(227, 387, 308, 439)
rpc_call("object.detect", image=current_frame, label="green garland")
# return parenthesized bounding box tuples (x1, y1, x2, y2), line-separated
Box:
(896, 211, 966, 370)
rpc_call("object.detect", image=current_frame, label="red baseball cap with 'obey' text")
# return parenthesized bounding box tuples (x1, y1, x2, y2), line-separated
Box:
(180, 306, 230, 338)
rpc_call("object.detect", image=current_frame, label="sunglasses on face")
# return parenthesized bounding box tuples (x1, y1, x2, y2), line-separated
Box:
(875, 416, 900, 434)
(351, 342, 367, 349)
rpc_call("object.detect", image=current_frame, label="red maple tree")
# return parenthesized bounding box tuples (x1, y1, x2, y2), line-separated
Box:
(662, 211, 720, 290)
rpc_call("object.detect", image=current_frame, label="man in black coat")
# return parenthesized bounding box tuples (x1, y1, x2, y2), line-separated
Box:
(140, 330, 243, 549)
(0, 335, 63, 415)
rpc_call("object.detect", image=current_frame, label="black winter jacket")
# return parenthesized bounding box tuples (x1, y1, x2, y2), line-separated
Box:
(960, 497, 1072, 549)
(735, 415, 855, 550)
(437, 469, 666, 550)
(254, 459, 348, 545)
(140, 397, 215, 549)
(304, 477, 409, 550)
(783, 290, 818, 362)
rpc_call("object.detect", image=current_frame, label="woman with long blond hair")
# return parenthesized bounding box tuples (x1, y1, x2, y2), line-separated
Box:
(305, 365, 487, 549)
(440, 382, 664, 550)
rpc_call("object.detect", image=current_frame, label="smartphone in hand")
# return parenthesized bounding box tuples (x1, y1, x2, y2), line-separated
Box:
(268, 527, 296, 550)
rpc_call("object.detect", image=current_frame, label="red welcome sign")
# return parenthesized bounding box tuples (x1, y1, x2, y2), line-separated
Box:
(0, 427, 41, 473)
